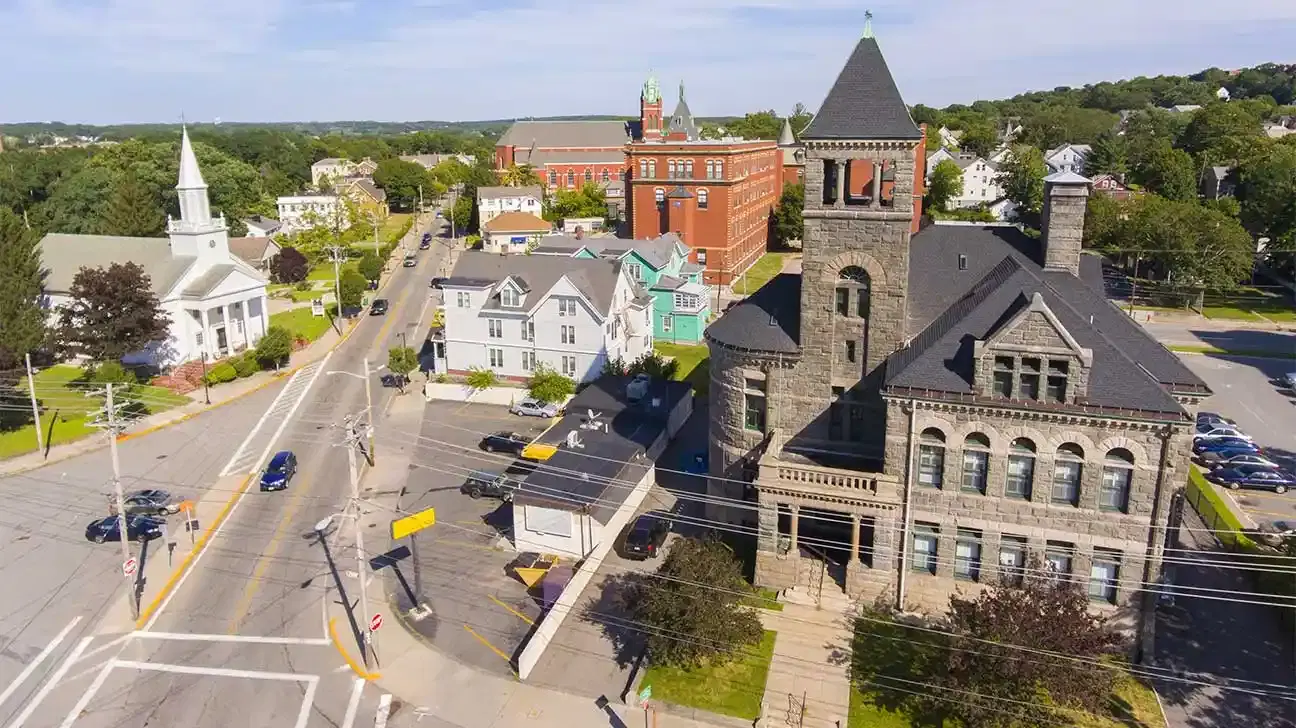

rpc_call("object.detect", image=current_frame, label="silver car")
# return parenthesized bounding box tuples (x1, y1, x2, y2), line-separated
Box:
(1283, 372, 1296, 391)
(510, 397, 559, 418)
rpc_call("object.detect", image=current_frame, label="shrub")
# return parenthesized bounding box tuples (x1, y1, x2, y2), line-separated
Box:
(465, 367, 497, 390)
(358, 252, 384, 282)
(527, 365, 574, 404)
(270, 246, 309, 283)
(87, 360, 137, 385)
(293, 280, 313, 291)
(233, 354, 259, 378)
(203, 362, 238, 385)
(255, 326, 294, 370)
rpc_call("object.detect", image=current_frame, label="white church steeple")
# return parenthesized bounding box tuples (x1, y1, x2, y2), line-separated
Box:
(168, 126, 229, 263)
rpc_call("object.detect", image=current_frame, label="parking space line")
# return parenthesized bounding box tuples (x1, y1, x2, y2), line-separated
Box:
(55, 657, 114, 728)
(340, 678, 365, 728)
(0, 616, 81, 711)
(462, 625, 515, 670)
(295, 675, 319, 728)
(6, 635, 92, 728)
(488, 595, 534, 626)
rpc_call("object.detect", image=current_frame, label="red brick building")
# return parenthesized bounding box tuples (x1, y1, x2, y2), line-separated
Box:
(626, 81, 782, 284)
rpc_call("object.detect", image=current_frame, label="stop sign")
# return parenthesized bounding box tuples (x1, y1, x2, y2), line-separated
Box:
(369, 613, 383, 632)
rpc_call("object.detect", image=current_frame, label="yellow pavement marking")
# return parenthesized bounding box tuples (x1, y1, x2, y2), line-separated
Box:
(488, 595, 534, 626)
(328, 618, 381, 680)
(463, 624, 515, 671)
(226, 470, 316, 633)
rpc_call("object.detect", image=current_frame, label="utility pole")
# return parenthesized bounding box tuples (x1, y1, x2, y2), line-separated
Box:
(330, 245, 345, 326)
(371, 212, 380, 257)
(363, 358, 375, 462)
(24, 353, 42, 454)
(90, 384, 139, 620)
(343, 415, 377, 666)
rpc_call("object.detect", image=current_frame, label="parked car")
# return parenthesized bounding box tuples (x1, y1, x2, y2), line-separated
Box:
(429, 277, 445, 289)
(1192, 436, 1257, 455)
(1203, 451, 1281, 470)
(421, 232, 432, 243)
(369, 298, 389, 315)
(120, 489, 181, 516)
(1284, 372, 1296, 391)
(1207, 465, 1295, 493)
(480, 431, 529, 455)
(1194, 423, 1252, 442)
(1196, 411, 1236, 428)
(618, 512, 671, 560)
(403, 254, 417, 268)
(260, 451, 298, 492)
(460, 470, 515, 501)
(85, 515, 164, 543)
(510, 397, 560, 418)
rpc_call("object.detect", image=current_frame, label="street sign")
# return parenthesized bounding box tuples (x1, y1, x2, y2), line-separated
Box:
(122, 557, 137, 577)
(391, 507, 436, 540)
(370, 613, 384, 632)
(638, 685, 651, 702)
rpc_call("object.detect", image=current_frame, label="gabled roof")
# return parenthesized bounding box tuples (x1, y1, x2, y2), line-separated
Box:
(477, 185, 542, 201)
(497, 120, 630, 150)
(242, 215, 281, 232)
(228, 236, 278, 265)
(38, 234, 195, 297)
(800, 36, 921, 141)
(483, 211, 551, 234)
(444, 250, 621, 316)
(345, 177, 386, 203)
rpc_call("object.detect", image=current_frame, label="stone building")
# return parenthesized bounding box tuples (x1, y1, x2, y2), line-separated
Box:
(703, 30, 1207, 634)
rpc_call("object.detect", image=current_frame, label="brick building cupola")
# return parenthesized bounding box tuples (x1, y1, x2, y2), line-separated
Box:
(640, 73, 664, 141)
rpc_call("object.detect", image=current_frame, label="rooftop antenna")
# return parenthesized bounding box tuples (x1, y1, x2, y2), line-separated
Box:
(863, 10, 874, 39)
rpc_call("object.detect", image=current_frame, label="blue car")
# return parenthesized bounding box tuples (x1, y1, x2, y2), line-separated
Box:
(85, 515, 164, 544)
(1192, 436, 1257, 455)
(260, 451, 298, 492)
(1207, 465, 1295, 493)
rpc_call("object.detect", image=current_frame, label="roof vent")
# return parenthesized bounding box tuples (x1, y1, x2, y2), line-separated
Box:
(957, 254, 968, 271)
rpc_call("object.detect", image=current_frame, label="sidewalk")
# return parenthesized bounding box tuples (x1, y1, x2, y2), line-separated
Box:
(757, 602, 853, 728)
(333, 392, 733, 728)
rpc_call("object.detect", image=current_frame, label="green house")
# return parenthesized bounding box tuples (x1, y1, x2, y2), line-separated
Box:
(531, 233, 711, 343)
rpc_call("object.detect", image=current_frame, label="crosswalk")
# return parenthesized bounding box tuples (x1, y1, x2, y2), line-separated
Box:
(220, 358, 329, 477)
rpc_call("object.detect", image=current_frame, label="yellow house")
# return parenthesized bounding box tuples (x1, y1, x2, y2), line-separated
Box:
(341, 178, 389, 221)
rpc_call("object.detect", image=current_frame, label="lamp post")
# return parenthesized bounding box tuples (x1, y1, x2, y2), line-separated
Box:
(327, 361, 385, 463)
(199, 351, 211, 405)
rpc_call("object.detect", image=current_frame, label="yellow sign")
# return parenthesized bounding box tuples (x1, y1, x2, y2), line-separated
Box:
(521, 443, 558, 461)
(391, 508, 437, 540)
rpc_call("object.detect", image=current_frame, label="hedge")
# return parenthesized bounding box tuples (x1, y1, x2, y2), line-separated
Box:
(203, 362, 238, 385)
(1184, 468, 1256, 550)
(233, 354, 259, 378)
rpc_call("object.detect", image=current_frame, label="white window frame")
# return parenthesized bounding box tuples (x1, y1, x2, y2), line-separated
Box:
(557, 298, 577, 317)
(561, 355, 577, 378)
(1089, 550, 1120, 603)
(488, 347, 504, 369)
(654, 188, 665, 203)
(501, 287, 520, 307)
(662, 314, 673, 332)
(456, 292, 471, 308)
(697, 188, 708, 208)
(522, 320, 534, 341)
(487, 319, 502, 339)
(911, 524, 938, 574)
(521, 350, 536, 372)
(561, 325, 575, 345)
(696, 249, 707, 264)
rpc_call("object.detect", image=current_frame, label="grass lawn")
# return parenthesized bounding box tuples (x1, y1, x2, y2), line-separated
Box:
(653, 342, 710, 396)
(740, 586, 785, 612)
(731, 253, 789, 296)
(1169, 344, 1296, 360)
(381, 212, 413, 241)
(640, 630, 776, 721)
(0, 365, 190, 459)
(306, 260, 357, 282)
(270, 307, 335, 343)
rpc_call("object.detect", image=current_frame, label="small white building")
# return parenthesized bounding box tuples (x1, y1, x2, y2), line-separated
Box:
(482, 211, 552, 254)
(1044, 143, 1091, 175)
(950, 154, 1003, 208)
(310, 157, 378, 188)
(39, 129, 269, 368)
(440, 251, 653, 384)
(936, 126, 962, 149)
(477, 185, 543, 226)
(1216, 86, 1230, 101)
(242, 215, 281, 238)
(924, 147, 955, 178)
(277, 194, 346, 234)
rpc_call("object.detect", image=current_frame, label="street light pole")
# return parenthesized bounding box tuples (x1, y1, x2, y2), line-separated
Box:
(363, 358, 375, 463)
(200, 351, 211, 405)
(344, 417, 376, 666)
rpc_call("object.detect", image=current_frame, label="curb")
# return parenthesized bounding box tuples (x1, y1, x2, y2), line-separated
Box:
(117, 370, 292, 444)
(328, 617, 381, 680)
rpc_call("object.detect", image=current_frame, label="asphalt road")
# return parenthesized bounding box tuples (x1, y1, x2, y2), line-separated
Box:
(2, 215, 448, 728)
(1140, 321, 1296, 356)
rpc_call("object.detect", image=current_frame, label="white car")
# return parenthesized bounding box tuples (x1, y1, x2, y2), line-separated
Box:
(510, 398, 560, 418)
(1194, 424, 1252, 442)
(1206, 452, 1281, 470)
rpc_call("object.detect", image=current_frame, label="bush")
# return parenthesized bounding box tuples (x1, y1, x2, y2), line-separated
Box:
(527, 365, 574, 404)
(270, 246, 309, 283)
(203, 362, 238, 385)
(255, 326, 294, 370)
(358, 252, 384, 282)
(293, 280, 313, 291)
(233, 354, 259, 378)
(465, 367, 497, 390)
(87, 360, 137, 385)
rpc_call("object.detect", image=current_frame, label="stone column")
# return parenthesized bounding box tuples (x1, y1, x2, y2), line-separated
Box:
(872, 511, 896, 570)
(849, 514, 861, 565)
(870, 164, 882, 207)
(834, 162, 846, 206)
(789, 504, 800, 552)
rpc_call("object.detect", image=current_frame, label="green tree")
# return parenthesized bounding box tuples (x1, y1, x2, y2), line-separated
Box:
(465, 367, 497, 390)
(254, 326, 293, 370)
(1107, 194, 1255, 287)
(387, 346, 418, 392)
(1131, 140, 1197, 201)
(1082, 194, 1123, 250)
(724, 110, 783, 140)
(43, 165, 117, 234)
(625, 537, 763, 669)
(628, 352, 679, 380)
(956, 121, 998, 158)
(338, 268, 367, 310)
(1178, 102, 1263, 161)
(1082, 131, 1128, 177)
(995, 145, 1047, 218)
(929, 569, 1121, 728)
(527, 365, 574, 404)
(0, 209, 48, 371)
(770, 182, 804, 247)
(372, 158, 433, 211)
(499, 164, 542, 187)
(925, 160, 964, 212)
(544, 183, 608, 222)
(357, 252, 384, 283)
(270, 246, 310, 283)
(1236, 143, 1296, 243)
(448, 194, 474, 234)
(1019, 106, 1120, 148)
(787, 102, 813, 138)
(98, 172, 165, 237)
(55, 262, 170, 364)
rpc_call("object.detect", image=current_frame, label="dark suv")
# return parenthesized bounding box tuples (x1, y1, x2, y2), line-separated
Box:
(460, 471, 515, 501)
(619, 512, 670, 560)
(370, 299, 389, 315)
(480, 431, 529, 455)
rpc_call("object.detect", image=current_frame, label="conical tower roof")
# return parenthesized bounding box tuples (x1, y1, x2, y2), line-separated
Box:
(778, 117, 796, 146)
(177, 126, 207, 189)
(800, 35, 920, 141)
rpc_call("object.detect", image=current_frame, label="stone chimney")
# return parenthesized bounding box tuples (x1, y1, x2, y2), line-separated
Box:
(1040, 171, 1090, 275)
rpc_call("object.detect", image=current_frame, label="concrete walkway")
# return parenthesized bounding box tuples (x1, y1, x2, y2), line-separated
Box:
(758, 600, 854, 728)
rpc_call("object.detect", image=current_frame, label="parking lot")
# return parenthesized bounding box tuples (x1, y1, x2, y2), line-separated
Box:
(1178, 353, 1296, 527)
(391, 399, 555, 676)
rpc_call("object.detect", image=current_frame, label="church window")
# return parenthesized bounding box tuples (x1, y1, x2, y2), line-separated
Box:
(639, 160, 647, 178)
(706, 160, 715, 179)
(566, 170, 575, 186)
(668, 160, 677, 178)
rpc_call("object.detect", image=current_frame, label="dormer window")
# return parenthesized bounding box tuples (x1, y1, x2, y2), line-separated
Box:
(501, 287, 520, 307)
(1047, 360, 1069, 402)
(992, 356, 1015, 397)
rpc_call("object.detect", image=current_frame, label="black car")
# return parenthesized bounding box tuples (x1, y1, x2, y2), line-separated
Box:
(85, 515, 164, 544)
(260, 450, 297, 492)
(418, 240, 431, 250)
(460, 470, 515, 501)
(370, 299, 389, 315)
(120, 489, 180, 516)
(480, 431, 529, 455)
(430, 277, 445, 289)
(619, 512, 670, 560)
(421, 232, 432, 243)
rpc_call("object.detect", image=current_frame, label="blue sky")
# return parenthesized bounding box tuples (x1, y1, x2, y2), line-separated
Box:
(2, 0, 1294, 124)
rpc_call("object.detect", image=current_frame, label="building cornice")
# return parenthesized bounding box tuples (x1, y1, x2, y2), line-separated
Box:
(883, 392, 1190, 431)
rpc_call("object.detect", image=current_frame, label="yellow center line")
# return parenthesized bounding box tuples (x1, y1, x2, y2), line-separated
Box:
(226, 470, 317, 633)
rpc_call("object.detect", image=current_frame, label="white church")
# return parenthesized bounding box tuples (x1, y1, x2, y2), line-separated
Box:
(40, 129, 271, 368)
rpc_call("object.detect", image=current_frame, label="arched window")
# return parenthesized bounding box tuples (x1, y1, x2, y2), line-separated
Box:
(835, 266, 871, 318)
(918, 428, 946, 489)
(601, 169, 610, 183)
(584, 168, 592, 183)
(697, 188, 709, 209)
(1052, 443, 1084, 506)
(638, 159, 647, 178)
(1100, 448, 1134, 512)
(566, 170, 574, 186)
(706, 160, 715, 179)
(684, 159, 694, 178)
(1006, 437, 1036, 500)
(961, 432, 990, 494)
(668, 160, 677, 178)
(654, 188, 665, 204)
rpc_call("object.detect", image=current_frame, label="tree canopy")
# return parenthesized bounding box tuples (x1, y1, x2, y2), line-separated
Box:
(770, 182, 804, 247)
(544, 183, 608, 222)
(55, 262, 170, 363)
(925, 160, 964, 212)
(995, 145, 1047, 217)
(0, 209, 48, 372)
(527, 365, 574, 404)
(372, 158, 433, 211)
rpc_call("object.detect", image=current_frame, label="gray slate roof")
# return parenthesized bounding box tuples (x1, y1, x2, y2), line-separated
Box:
(801, 37, 921, 141)
(477, 185, 542, 201)
(704, 273, 801, 354)
(522, 149, 626, 166)
(498, 121, 630, 150)
(443, 250, 622, 315)
(228, 236, 277, 265)
(181, 263, 237, 299)
(668, 90, 700, 141)
(39, 234, 195, 296)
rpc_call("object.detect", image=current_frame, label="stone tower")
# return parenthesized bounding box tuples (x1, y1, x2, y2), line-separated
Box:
(640, 73, 663, 140)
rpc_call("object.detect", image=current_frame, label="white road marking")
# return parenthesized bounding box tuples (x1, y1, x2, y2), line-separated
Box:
(129, 631, 329, 646)
(374, 693, 392, 728)
(0, 617, 81, 710)
(66, 633, 132, 667)
(111, 660, 315, 682)
(145, 352, 333, 631)
(295, 676, 319, 728)
(340, 678, 365, 728)
(55, 657, 113, 728)
(5, 635, 92, 728)
(218, 361, 325, 476)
